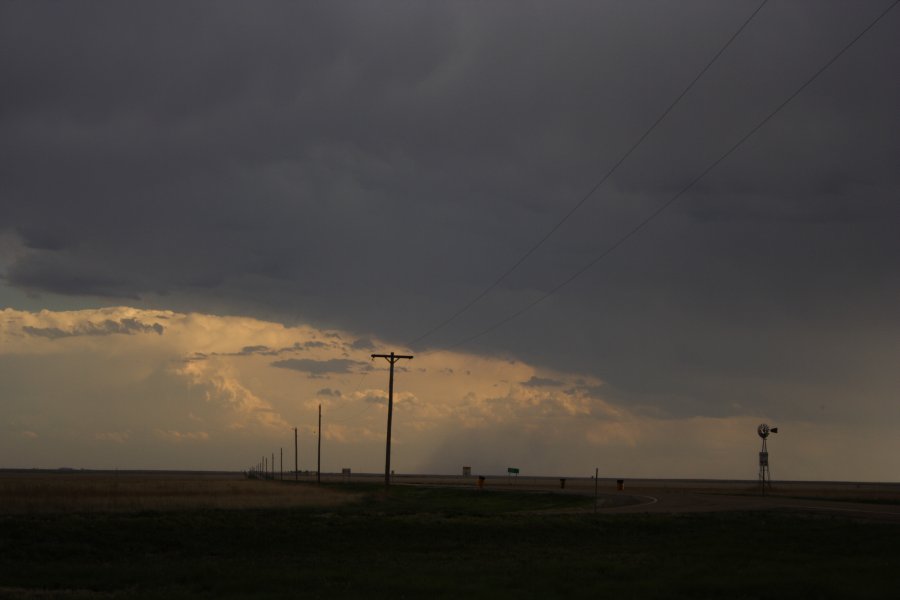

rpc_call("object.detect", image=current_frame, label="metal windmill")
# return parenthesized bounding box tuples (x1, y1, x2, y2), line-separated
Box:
(757, 423, 778, 494)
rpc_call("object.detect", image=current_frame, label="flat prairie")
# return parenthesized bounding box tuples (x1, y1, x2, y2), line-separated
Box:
(1, 471, 899, 599)
(2, 470, 899, 518)
(0, 470, 357, 513)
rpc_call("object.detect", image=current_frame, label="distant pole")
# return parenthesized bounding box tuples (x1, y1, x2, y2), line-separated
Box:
(280, 447, 283, 481)
(272, 453, 275, 481)
(594, 467, 599, 513)
(294, 427, 298, 481)
(264, 456, 267, 480)
(371, 352, 414, 487)
(317, 404, 322, 484)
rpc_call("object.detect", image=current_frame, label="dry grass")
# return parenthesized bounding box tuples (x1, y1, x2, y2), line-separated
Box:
(0, 471, 358, 514)
(2, 473, 899, 597)
(4, 471, 897, 517)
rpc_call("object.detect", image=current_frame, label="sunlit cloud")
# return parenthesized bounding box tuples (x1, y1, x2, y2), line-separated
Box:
(94, 431, 131, 444)
(176, 359, 289, 431)
(154, 430, 210, 443)
(1, 306, 898, 480)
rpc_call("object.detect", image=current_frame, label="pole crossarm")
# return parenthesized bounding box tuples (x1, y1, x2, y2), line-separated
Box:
(371, 353, 414, 361)
(371, 351, 414, 487)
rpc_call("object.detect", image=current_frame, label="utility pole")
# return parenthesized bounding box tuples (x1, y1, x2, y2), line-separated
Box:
(272, 452, 275, 481)
(371, 352, 414, 487)
(280, 447, 283, 481)
(294, 427, 298, 481)
(316, 404, 322, 484)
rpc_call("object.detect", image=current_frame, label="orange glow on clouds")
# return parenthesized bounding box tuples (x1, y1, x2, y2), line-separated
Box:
(1, 307, 897, 480)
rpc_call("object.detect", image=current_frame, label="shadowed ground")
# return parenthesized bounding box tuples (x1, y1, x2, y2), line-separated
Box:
(1, 471, 898, 598)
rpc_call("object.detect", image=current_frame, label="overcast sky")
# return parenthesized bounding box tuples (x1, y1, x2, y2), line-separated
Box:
(1, 1, 898, 480)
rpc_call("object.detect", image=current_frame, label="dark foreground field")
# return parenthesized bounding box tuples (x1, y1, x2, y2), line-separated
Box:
(1, 476, 898, 599)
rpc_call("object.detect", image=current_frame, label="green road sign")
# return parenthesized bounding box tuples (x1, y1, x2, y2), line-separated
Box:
(507, 467, 519, 474)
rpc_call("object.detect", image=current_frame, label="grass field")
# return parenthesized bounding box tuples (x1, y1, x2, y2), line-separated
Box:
(0, 471, 357, 513)
(1, 473, 898, 599)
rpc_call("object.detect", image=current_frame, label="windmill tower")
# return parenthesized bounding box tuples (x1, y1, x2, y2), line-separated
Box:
(757, 423, 778, 494)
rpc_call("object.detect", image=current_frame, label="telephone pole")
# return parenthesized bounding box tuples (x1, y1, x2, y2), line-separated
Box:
(371, 352, 414, 487)
(316, 404, 322, 484)
(294, 427, 298, 481)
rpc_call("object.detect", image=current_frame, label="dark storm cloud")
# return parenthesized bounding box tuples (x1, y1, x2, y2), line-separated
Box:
(521, 376, 564, 388)
(363, 392, 388, 405)
(23, 318, 164, 339)
(7, 254, 143, 299)
(351, 338, 375, 350)
(235, 345, 275, 356)
(210, 343, 305, 357)
(270, 358, 368, 375)
(1, 1, 897, 421)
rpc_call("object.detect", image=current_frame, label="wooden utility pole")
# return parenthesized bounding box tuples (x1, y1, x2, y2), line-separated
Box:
(316, 404, 322, 484)
(280, 447, 283, 481)
(294, 427, 298, 481)
(371, 352, 414, 487)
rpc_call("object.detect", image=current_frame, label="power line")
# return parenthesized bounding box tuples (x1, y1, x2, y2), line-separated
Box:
(328, 394, 379, 425)
(406, 0, 770, 347)
(431, 0, 899, 354)
(325, 371, 374, 424)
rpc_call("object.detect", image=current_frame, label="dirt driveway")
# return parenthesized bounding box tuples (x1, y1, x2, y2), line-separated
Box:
(388, 474, 900, 523)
